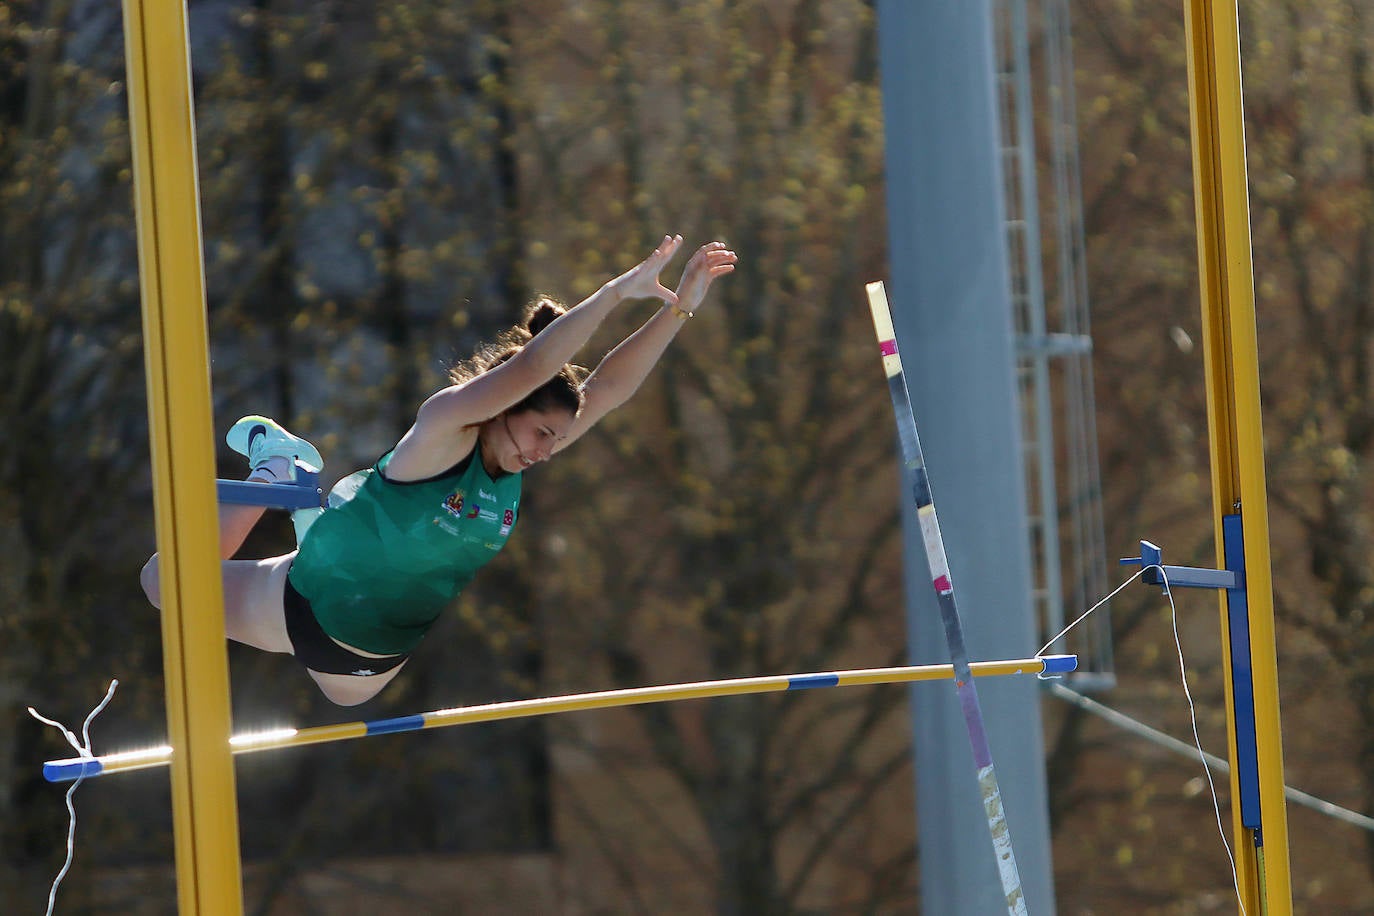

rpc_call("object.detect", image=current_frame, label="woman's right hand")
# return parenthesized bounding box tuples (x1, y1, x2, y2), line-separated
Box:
(610, 234, 683, 305)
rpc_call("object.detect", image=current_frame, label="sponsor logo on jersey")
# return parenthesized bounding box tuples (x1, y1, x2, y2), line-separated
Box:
(440, 488, 517, 539)
(443, 490, 465, 516)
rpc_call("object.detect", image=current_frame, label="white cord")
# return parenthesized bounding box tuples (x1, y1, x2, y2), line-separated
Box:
(1155, 568, 1246, 916)
(1037, 564, 1148, 660)
(28, 679, 119, 916)
(1036, 567, 1245, 913)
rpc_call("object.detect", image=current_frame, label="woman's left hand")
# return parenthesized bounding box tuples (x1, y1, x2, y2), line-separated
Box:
(675, 241, 738, 313)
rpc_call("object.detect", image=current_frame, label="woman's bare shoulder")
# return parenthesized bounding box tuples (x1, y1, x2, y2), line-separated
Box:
(382, 419, 480, 482)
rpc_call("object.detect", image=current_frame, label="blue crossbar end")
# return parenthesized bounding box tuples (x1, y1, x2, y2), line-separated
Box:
(44, 758, 103, 783)
(1040, 654, 1078, 674)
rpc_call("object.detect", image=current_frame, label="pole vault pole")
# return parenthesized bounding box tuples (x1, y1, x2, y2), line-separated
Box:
(43, 655, 1075, 782)
(866, 280, 1029, 916)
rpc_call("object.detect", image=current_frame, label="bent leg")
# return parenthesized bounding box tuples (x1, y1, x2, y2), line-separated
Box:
(220, 504, 270, 559)
(218, 552, 296, 653)
(139, 489, 275, 605)
(141, 540, 402, 706)
(142, 415, 321, 599)
(141, 551, 295, 655)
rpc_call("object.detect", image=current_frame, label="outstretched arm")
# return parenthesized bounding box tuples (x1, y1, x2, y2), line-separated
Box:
(554, 240, 737, 452)
(415, 235, 683, 431)
(382, 235, 683, 480)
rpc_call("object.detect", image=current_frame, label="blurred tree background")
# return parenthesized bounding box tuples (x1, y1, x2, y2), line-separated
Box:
(2, 0, 1373, 913)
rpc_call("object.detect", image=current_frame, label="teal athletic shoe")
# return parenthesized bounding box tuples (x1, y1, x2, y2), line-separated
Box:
(226, 415, 324, 479)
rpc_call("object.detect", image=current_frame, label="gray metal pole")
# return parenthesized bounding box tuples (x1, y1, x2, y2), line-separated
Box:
(874, 2, 1057, 912)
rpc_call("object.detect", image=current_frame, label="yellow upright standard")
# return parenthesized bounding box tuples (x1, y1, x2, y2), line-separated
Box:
(1183, 1, 1292, 912)
(122, 1, 245, 912)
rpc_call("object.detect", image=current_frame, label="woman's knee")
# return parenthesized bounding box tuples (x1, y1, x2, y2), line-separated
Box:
(140, 555, 162, 608)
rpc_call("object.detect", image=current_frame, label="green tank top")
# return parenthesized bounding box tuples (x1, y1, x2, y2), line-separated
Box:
(287, 448, 522, 655)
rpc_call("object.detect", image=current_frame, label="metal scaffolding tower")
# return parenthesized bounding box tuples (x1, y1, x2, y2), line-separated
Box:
(992, 0, 1115, 689)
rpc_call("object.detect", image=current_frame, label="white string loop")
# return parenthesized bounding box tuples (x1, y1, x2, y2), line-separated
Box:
(28, 679, 119, 916)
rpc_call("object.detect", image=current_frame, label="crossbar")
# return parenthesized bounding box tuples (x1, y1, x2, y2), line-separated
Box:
(44, 655, 1075, 783)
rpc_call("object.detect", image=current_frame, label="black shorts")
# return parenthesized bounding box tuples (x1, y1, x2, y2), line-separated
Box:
(283, 576, 408, 677)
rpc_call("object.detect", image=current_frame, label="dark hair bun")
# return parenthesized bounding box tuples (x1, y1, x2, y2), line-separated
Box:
(525, 296, 566, 337)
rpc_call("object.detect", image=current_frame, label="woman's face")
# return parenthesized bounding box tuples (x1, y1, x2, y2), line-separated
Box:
(491, 407, 576, 473)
